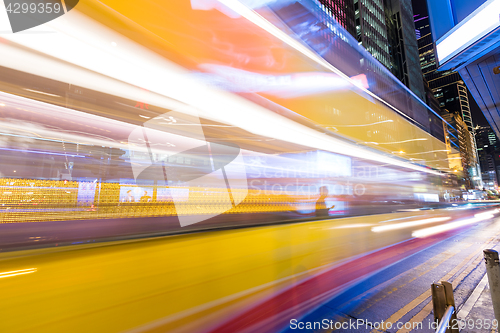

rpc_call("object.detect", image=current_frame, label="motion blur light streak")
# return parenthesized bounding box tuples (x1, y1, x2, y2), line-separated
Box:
(23, 88, 60, 97)
(197, 64, 370, 97)
(476, 211, 498, 218)
(0, 148, 86, 158)
(372, 217, 451, 233)
(0, 17, 194, 119)
(0, 43, 442, 176)
(331, 223, 374, 229)
(0, 91, 202, 155)
(405, 150, 450, 155)
(0, 5, 447, 175)
(412, 211, 497, 238)
(0, 0, 493, 329)
(0, 268, 37, 279)
(327, 119, 394, 127)
(363, 138, 428, 145)
(380, 216, 417, 223)
(215, 0, 446, 128)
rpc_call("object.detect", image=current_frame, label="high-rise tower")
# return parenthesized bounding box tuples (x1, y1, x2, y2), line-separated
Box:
(384, 0, 425, 101)
(414, 0, 481, 189)
(318, 0, 357, 37)
(353, 0, 392, 69)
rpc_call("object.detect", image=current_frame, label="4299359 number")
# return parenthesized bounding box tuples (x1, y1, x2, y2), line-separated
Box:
(6, 2, 62, 14)
(446, 318, 498, 330)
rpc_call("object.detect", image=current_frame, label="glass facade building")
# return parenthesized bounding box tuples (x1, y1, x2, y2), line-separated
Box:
(354, 0, 391, 69)
(385, 0, 425, 101)
(416, 19, 473, 134)
(414, 1, 481, 188)
(476, 125, 500, 190)
(442, 112, 478, 188)
(318, 0, 357, 37)
(351, 0, 428, 127)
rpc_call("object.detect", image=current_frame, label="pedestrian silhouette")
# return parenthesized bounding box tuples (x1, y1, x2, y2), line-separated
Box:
(316, 186, 333, 217)
(124, 190, 135, 203)
(140, 191, 152, 203)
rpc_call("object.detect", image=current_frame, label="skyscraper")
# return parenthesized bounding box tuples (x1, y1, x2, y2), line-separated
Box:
(313, 0, 445, 142)
(351, 0, 427, 112)
(353, 0, 392, 69)
(384, 0, 425, 101)
(442, 111, 478, 189)
(413, 0, 481, 189)
(413, 5, 474, 134)
(318, 0, 357, 37)
(476, 125, 500, 191)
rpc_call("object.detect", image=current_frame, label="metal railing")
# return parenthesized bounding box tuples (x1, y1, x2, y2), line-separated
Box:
(431, 249, 500, 333)
(436, 305, 455, 333)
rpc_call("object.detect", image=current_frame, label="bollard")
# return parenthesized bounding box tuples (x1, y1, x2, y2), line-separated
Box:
(431, 281, 459, 333)
(483, 249, 500, 322)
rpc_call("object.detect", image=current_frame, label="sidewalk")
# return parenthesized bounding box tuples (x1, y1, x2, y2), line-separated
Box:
(457, 273, 498, 333)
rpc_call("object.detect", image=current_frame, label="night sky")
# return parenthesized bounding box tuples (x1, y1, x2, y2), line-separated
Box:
(411, 0, 427, 17)
(469, 92, 489, 126)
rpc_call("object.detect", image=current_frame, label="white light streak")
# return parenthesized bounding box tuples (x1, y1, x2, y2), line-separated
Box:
(372, 217, 451, 233)
(216, 0, 441, 137)
(412, 211, 497, 238)
(326, 120, 394, 127)
(0, 268, 37, 279)
(363, 138, 428, 145)
(24, 89, 60, 97)
(331, 223, 374, 229)
(0, 6, 443, 176)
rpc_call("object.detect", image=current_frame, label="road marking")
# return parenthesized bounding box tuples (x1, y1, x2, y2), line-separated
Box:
(344, 248, 464, 317)
(372, 234, 498, 333)
(394, 245, 495, 333)
(372, 248, 482, 332)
